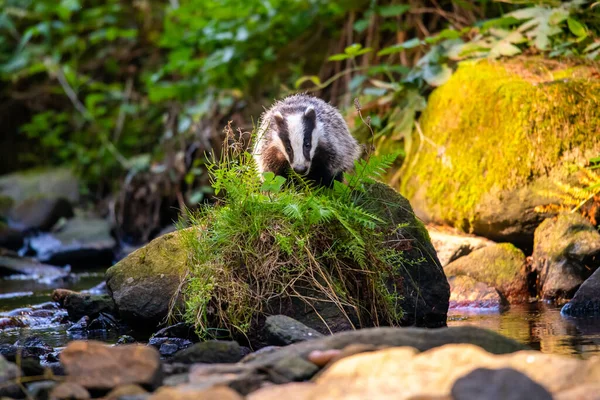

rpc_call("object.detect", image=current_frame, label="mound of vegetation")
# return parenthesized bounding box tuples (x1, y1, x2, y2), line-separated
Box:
(177, 132, 448, 338)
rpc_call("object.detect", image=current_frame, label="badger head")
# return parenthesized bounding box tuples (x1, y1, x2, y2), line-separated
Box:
(272, 107, 319, 176)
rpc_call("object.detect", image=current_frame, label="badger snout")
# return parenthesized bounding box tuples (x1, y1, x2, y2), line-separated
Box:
(292, 165, 309, 175)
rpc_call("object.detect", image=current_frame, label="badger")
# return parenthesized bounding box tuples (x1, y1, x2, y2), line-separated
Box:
(253, 94, 361, 187)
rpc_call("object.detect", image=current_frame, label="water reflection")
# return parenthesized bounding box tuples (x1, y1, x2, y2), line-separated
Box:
(448, 303, 600, 359)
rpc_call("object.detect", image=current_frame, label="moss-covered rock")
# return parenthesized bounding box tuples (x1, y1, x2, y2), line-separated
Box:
(444, 243, 529, 303)
(401, 57, 600, 246)
(106, 183, 450, 332)
(532, 213, 600, 302)
(105, 231, 189, 327)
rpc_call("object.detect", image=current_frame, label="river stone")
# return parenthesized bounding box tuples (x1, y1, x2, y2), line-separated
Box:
(533, 213, 600, 302)
(105, 230, 188, 327)
(172, 340, 245, 364)
(0, 355, 22, 398)
(399, 58, 600, 248)
(428, 227, 494, 267)
(104, 384, 148, 400)
(0, 168, 79, 205)
(49, 382, 91, 400)
(448, 275, 508, 310)
(31, 216, 116, 268)
(148, 386, 243, 400)
(265, 315, 323, 345)
(247, 343, 599, 399)
(60, 341, 162, 390)
(561, 267, 600, 317)
(8, 196, 74, 232)
(0, 250, 67, 278)
(188, 363, 265, 394)
(451, 367, 552, 400)
(52, 289, 116, 321)
(444, 243, 529, 303)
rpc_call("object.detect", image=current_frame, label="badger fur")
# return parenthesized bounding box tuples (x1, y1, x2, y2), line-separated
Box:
(253, 94, 361, 187)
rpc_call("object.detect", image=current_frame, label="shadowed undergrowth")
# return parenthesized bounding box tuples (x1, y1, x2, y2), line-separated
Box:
(177, 128, 429, 339)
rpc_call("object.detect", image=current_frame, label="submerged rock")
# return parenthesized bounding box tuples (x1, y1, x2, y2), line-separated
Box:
(445, 243, 529, 303)
(532, 213, 600, 302)
(264, 315, 323, 345)
(561, 267, 600, 317)
(400, 57, 600, 247)
(60, 341, 162, 390)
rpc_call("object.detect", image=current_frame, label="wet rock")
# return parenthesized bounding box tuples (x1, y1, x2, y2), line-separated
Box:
(88, 312, 119, 331)
(117, 335, 136, 345)
(0, 250, 67, 278)
(148, 386, 243, 400)
(52, 289, 116, 321)
(0, 167, 79, 205)
(248, 343, 599, 399)
(451, 368, 552, 400)
(152, 322, 197, 341)
(14, 336, 53, 357)
(104, 384, 147, 400)
(0, 355, 20, 396)
(67, 316, 90, 332)
(49, 382, 91, 399)
(148, 337, 193, 357)
(27, 380, 56, 400)
(60, 341, 162, 390)
(265, 315, 323, 345)
(400, 58, 600, 249)
(8, 196, 73, 232)
(106, 231, 188, 327)
(0, 222, 24, 251)
(173, 340, 244, 364)
(269, 354, 320, 382)
(561, 267, 600, 317)
(449, 275, 508, 310)
(187, 363, 265, 394)
(445, 243, 529, 303)
(428, 227, 494, 267)
(244, 326, 528, 378)
(533, 213, 600, 302)
(31, 216, 116, 268)
(246, 383, 315, 400)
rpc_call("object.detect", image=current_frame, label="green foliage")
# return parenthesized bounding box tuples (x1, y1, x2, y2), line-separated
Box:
(180, 135, 409, 338)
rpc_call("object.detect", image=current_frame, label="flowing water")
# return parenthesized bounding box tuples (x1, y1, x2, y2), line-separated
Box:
(1, 268, 600, 358)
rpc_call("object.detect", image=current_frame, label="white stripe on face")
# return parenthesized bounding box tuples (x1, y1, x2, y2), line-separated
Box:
(286, 113, 311, 173)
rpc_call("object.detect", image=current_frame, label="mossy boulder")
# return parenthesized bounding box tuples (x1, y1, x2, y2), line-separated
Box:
(105, 231, 189, 327)
(445, 243, 529, 303)
(106, 182, 450, 332)
(532, 213, 600, 302)
(401, 57, 600, 247)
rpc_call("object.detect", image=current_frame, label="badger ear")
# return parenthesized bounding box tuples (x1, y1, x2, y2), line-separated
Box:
(304, 106, 316, 121)
(273, 111, 284, 125)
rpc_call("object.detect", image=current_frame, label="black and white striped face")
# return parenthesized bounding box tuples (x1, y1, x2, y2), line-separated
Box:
(272, 107, 319, 175)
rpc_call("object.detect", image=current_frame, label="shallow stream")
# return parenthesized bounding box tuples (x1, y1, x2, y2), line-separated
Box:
(1, 270, 600, 358)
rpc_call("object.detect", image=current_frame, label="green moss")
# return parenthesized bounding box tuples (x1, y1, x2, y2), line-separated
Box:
(401, 57, 600, 229)
(444, 242, 528, 302)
